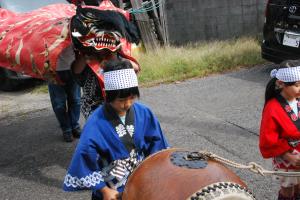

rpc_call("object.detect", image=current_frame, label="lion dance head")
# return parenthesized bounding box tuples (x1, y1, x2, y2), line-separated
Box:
(70, 4, 140, 59)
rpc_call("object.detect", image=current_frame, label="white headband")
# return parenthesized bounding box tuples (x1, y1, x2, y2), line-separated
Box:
(104, 68, 138, 91)
(270, 66, 300, 82)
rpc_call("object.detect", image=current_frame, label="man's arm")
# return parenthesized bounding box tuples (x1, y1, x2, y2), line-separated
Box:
(71, 53, 87, 74)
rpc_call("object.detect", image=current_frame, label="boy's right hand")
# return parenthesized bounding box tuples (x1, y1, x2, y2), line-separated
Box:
(282, 151, 300, 167)
(101, 186, 121, 200)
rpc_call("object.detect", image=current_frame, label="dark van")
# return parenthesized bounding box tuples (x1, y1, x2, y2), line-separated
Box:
(261, 0, 300, 63)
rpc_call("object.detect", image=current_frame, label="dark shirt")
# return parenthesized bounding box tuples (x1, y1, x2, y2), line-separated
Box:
(73, 66, 104, 119)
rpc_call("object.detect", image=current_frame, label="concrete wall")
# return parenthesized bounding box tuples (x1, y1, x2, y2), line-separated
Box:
(164, 0, 267, 45)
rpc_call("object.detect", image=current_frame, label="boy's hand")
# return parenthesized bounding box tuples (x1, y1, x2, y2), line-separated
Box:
(282, 151, 300, 167)
(128, 60, 140, 73)
(101, 186, 121, 200)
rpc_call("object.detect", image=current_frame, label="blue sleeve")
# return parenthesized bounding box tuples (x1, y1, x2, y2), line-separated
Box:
(63, 143, 106, 192)
(63, 116, 106, 192)
(143, 108, 169, 156)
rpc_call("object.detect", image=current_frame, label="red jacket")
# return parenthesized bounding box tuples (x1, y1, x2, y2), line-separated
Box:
(259, 98, 300, 161)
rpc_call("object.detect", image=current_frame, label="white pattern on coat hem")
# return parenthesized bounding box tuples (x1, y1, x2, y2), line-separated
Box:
(64, 171, 103, 188)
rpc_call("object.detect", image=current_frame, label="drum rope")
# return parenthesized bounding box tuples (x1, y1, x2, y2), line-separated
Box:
(191, 151, 300, 177)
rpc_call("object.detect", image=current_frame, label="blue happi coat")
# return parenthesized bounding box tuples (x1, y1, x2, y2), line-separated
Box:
(63, 102, 169, 198)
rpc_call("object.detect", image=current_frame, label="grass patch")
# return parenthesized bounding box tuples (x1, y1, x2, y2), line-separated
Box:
(31, 84, 48, 94)
(134, 37, 265, 86)
(30, 37, 264, 92)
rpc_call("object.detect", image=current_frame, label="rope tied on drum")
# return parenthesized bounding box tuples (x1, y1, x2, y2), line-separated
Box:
(185, 151, 300, 177)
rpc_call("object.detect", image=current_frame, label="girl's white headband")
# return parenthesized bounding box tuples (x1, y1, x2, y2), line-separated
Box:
(104, 68, 138, 91)
(270, 66, 300, 82)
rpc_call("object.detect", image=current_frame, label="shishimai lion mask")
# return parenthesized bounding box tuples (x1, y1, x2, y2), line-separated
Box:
(70, 5, 140, 57)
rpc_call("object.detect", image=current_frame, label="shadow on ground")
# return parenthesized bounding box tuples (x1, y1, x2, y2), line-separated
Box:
(226, 63, 275, 86)
(0, 113, 77, 189)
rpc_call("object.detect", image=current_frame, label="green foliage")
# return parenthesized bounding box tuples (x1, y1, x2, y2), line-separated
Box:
(134, 37, 265, 86)
(31, 37, 264, 92)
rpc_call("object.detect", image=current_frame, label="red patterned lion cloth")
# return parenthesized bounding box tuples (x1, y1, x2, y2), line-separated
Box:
(0, 0, 140, 118)
(0, 0, 139, 83)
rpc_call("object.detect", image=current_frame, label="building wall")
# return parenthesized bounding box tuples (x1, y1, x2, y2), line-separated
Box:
(164, 0, 267, 45)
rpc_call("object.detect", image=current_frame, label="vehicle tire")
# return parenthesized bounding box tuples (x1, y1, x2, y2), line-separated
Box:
(0, 68, 21, 91)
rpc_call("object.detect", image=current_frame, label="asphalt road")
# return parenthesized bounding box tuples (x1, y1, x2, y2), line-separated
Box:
(0, 63, 279, 200)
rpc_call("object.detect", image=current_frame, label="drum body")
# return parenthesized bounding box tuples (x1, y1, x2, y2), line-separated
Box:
(122, 148, 255, 200)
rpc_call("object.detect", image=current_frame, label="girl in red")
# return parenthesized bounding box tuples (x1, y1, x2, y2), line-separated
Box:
(260, 61, 300, 200)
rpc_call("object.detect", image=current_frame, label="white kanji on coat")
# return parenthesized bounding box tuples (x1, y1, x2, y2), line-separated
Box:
(116, 124, 127, 137)
(126, 125, 134, 137)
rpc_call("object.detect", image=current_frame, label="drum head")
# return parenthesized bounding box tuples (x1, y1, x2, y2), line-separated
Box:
(187, 182, 256, 200)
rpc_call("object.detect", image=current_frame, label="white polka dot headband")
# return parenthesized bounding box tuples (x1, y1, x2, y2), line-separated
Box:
(270, 66, 300, 82)
(104, 68, 138, 91)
